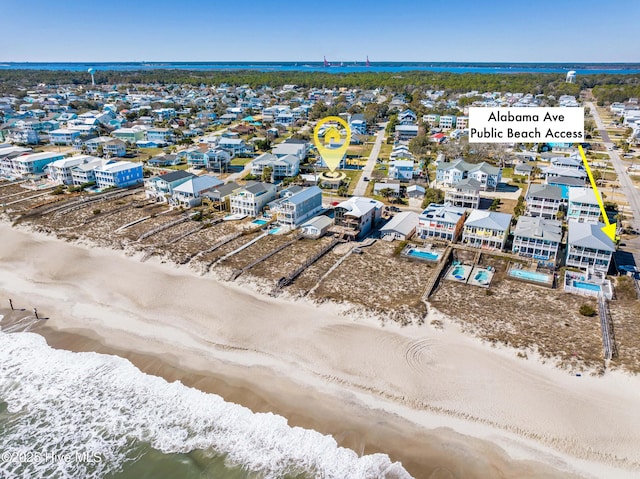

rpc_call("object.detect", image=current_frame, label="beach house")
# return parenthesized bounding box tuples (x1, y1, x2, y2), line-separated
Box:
(567, 187, 601, 223)
(272, 141, 307, 161)
(49, 128, 81, 146)
(333, 197, 384, 240)
(566, 220, 615, 273)
(380, 211, 419, 241)
(444, 178, 481, 209)
(112, 127, 146, 143)
(171, 175, 224, 208)
(462, 210, 512, 251)
(229, 181, 277, 217)
(94, 161, 144, 189)
(416, 203, 466, 242)
(512, 216, 562, 268)
(201, 181, 240, 211)
(71, 158, 109, 186)
(251, 152, 300, 180)
(47, 155, 97, 185)
(13, 151, 65, 177)
(525, 184, 563, 219)
(267, 186, 323, 228)
(388, 160, 415, 181)
(145, 170, 196, 202)
(146, 128, 175, 145)
(436, 159, 501, 191)
(300, 215, 334, 239)
(186, 147, 232, 171)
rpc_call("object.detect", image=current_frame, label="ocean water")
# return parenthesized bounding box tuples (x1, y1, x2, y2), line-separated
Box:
(0, 61, 639, 74)
(0, 330, 412, 479)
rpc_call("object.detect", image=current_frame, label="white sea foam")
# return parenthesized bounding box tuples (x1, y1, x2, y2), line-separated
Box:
(0, 331, 413, 479)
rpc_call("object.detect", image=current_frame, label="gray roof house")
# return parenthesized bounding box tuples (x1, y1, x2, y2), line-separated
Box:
(444, 177, 481, 209)
(566, 220, 615, 273)
(301, 215, 334, 239)
(512, 216, 562, 267)
(525, 184, 563, 219)
(379, 211, 419, 241)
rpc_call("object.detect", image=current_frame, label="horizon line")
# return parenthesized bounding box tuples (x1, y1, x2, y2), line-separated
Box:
(1, 60, 639, 65)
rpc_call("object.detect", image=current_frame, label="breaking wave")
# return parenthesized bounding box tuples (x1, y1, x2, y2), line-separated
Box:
(0, 331, 412, 479)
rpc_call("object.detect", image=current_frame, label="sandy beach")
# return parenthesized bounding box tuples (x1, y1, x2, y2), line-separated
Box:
(1, 221, 640, 479)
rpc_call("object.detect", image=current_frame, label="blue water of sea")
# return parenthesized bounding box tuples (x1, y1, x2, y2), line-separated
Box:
(1, 62, 640, 74)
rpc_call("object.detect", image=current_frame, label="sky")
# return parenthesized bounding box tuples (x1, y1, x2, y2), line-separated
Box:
(3, 0, 639, 63)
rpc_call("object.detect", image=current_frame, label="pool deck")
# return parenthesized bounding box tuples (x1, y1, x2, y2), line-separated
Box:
(444, 264, 473, 283)
(400, 244, 444, 262)
(507, 266, 555, 288)
(468, 266, 494, 288)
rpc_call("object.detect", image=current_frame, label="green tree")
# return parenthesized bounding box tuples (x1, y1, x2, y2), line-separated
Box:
(261, 165, 273, 183)
(489, 198, 501, 211)
(420, 187, 445, 208)
(385, 114, 398, 135)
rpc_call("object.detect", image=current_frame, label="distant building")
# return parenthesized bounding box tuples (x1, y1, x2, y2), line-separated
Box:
(436, 159, 501, 191)
(11, 151, 65, 177)
(49, 128, 81, 145)
(388, 159, 415, 181)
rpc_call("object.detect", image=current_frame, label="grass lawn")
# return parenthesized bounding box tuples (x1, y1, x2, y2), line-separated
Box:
(379, 143, 393, 159)
(231, 157, 254, 166)
(344, 169, 363, 195)
(502, 167, 514, 178)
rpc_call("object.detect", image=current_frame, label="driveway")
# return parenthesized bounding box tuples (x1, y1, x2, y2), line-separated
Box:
(352, 126, 386, 197)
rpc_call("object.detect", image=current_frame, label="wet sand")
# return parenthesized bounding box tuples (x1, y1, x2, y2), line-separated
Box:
(2, 221, 640, 478)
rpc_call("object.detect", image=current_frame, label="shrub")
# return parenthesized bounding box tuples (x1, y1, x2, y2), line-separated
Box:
(92, 209, 101, 215)
(579, 304, 597, 317)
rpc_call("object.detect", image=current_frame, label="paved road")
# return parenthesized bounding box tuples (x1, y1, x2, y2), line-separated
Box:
(226, 162, 252, 182)
(352, 127, 386, 197)
(587, 102, 640, 231)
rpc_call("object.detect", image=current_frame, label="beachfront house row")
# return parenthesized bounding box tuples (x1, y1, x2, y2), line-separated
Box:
(436, 159, 501, 191)
(94, 161, 144, 189)
(567, 187, 601, 223)
(201, 181, 240, 210)
(145, 170, 195, 202)
(380, 211, 419, 241)
(71, 158, 108, 186)
(444, 178, 481, 209)
(171, 175, 224, 208)
(525, 184, 563, 219)
(512, 216, 562, 268)
(388, 160, 415, 181)
(267, 186, 323, 228)
(416, 203, 466, 242)
(566, 220, 615, 273)
(334, 196, 384, 240)
(229, 181, 278, 217)
(462, 210, 512, 251)
(47, 155, 97, 185)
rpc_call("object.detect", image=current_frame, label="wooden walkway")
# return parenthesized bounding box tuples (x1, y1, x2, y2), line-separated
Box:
(598, 295, 617, 361)
(421, 246, 453, 300)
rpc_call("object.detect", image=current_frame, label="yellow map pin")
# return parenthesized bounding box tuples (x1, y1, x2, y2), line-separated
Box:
(313, 116, 351, 173)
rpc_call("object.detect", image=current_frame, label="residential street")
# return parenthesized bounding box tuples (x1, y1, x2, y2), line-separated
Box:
(352, 126, 385, 196)
(587, 102, 640, 231)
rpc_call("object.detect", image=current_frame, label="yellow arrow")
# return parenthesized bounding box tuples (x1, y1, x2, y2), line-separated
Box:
(577, 145, 617, 241)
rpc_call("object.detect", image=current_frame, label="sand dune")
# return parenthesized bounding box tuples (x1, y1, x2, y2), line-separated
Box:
(1, 222, 639, 479)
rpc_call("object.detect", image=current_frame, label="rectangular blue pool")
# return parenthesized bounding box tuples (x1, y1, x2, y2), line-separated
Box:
(407, 248, 440, 261)
(573, 281, 601, 292)
(252, 219, 268, 226)
(509, 269, 552, 283)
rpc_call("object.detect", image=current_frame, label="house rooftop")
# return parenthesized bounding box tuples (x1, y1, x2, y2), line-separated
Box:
(158, 170, 195, 183)
(380, 211, 419, 236)
(513, 216, 562, 243)
(568, 187, 600, 205)
(465, 209, 512, 231)
(567, 220, 615, 252)
(335, 196, 384, 218)
(527, 184, 563, 201)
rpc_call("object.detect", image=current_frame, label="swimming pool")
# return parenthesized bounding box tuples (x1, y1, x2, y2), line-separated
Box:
(573, 281, 601, 292)
(509, 269, 551, 283)
(269, 227, 281, 235)
(252, 219, 268, 226)
(474, 270, 490, 283)
(451, 265, 466, 279)
(407, 248, 440, 261)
